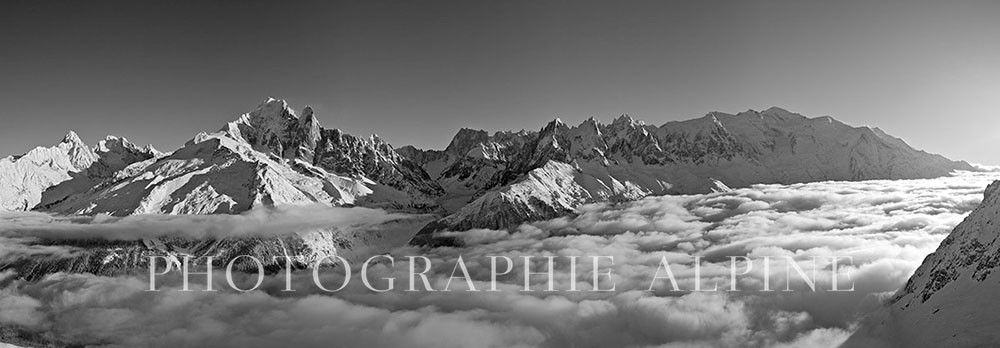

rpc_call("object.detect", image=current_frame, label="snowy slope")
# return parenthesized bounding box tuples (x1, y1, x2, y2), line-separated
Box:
(844, 180, 1000, 348)
(0, 132, 158, 212)
(44, 132, 350, 215)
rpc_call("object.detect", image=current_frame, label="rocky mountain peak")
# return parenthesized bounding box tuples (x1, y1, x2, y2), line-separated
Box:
(95, 135, 134, 153)
(251, 97, 297, 123)
(61, 130, 86, 146)
(0, 131, 107, 211)
(258, 97, 292, 113)
(444, 128, 491, 156)
(222, 98, 322, 160)
(91, 136, 149, 167)
(541, 118, 569, 133)
(537, 118, 571, 148)
(142, 144, 163, 156)
(611, 114, 642, 128)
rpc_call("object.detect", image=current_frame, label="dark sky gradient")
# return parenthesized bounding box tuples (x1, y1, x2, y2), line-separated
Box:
(1, 0, 998, 163)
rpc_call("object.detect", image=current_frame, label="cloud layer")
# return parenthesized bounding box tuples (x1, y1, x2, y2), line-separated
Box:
(0, 204, 413, 241)
(1, 171, 998, 348)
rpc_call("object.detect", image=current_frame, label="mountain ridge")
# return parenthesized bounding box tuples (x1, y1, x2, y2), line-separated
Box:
(0, 99, 976, 247)
(400, 107, 974, 243)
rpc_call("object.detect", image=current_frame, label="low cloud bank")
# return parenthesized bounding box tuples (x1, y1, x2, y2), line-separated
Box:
(1, 171, 998, 347)
(0, 204, 411, 241)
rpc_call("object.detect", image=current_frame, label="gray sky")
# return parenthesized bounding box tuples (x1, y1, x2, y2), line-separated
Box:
(1, 0, 998, 164)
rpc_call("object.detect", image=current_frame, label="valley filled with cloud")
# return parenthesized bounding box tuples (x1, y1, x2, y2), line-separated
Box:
(2, 171, 998, 348)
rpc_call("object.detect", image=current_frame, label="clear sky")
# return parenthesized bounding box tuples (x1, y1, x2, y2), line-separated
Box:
(1, 0, 998, 164)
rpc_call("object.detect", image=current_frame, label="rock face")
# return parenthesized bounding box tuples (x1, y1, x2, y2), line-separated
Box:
(844, 181, 1000, 348)
(404, 107, 974, 241)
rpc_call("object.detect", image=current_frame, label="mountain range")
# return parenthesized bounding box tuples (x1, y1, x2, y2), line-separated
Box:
(402, 107, 974, 243)
(0, 98, 976, 276)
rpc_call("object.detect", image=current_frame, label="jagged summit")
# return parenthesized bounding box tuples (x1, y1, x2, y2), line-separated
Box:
(612, 113, 643, 127)
(301, 105, 315, 118)
(221, 97, 322, 160)
(260, 96, 290, 111)
(542, 117, 568, 132)
(96, 135, 131, 151)
(444, 128, 491, 155)
(62, 130, 85, 145)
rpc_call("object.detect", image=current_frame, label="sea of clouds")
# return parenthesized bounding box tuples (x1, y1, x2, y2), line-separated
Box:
(1, 171, 999, 348)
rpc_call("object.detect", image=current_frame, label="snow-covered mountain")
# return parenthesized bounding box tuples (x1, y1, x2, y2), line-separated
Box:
(32, 98, 442, 216)
(0, 131, 160, 212)
(405, 107, 974, 243)
(844, 180, 1000, 347)
(0, 98, 446, 279)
